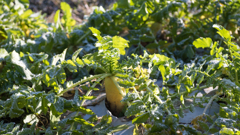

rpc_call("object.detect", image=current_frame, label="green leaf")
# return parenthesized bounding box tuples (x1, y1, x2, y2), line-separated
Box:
(42, 96, 48, 115)
(159, 65, 166, 81)
(189, 104, 195, 113)
(193, 37, 212, 48)
(210, 42, 218, 55)
(146, 43, 159, 48)
(60, 2, 75, 27)
(136, 3, 149, 21)
(82, 95, 97, 100)
(132, 113, 150, 124)
(112, 36, 129, 55)
(215, 118, 236, 127)
(119, 80, 135, 88)
(180, 95, 184, 104)
(213, 24, 232, 41)
(19, 0, 29, 5)
(73, 89, 81, 106)
(54, 10, 62, 29)
(61, 2, 71, 18)
(54, 97, 65, 113)
(219, 128, 234, 135)
(45, 93, 55, 104)
(151, 54, 170, 65)
(209, 128, 219, 134)
(121, 93, 138, 102)
(17, 122, 36, 135)
(125, 100, 145, 117)
(23, 114, 38, 124)
(42, 73, 51, 87)
(143, 94, 152, 103)
(165, 114, 179, 126)
(45, 127, 53, 135)
(89, 27, 102, 41)
(116, 0, 133, 8)
(74, 116, 94, 127)
(52, 49, 68, 66)
(197, 120, 209, 131)
(11, 51, 34, 80)
(8, 94, 26, 118)
(66, 60, 77, 72)
(0, 48, 9, 58)
(20, 9, 32, 19)
(54, 10, 60, 24)
(179, 107, 184, 118)
(50, 109, 61, 126)
(78, 107, 95, 115)
(151, 2, 182, 22)
(76, 58, 84, 67)
(57, 68, 66, 84)
(108, 124, 129, 133)
(18, 0, 30, 8)
(72, 48, 83, 62)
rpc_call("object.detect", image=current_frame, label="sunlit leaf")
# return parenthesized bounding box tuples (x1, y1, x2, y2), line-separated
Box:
(193, 37, 212, 48)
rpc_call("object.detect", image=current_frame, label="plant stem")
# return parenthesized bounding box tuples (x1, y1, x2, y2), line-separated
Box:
(169, 85, 211, 99)
(146, 87, 171, 115)
(58, 73, 110, 96)
(203, 92, 222, 115)
(81, 74, 111, 106)
(69, 73, 111, 131)
(205, 116, 218, 134)
(133, 86, 150, 110)
(76, 30, 91, 44)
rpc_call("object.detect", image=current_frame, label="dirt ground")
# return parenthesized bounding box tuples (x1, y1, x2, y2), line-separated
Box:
(29, 0, 116, 23)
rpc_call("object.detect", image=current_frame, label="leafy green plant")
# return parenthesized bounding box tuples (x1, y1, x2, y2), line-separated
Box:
(2, 0, 240, 134)
(59, 27, 132, 118)
(0, 0, 47, 41)
(0, 46, 129, 134)
(190, 24, 240, 134)
(114, 24, 240, 134)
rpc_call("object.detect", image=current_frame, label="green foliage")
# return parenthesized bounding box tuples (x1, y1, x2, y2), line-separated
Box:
(2, 0, 240, 134)
(0, 0, 46, 41)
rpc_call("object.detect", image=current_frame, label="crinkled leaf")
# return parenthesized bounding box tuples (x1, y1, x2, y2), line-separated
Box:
(45, 93, 55, 104)
(125, 100, 145, 117)
(54, 97, 65, 113)
(8, 94, 26, 118)
(215, 118, 236, 127)
(121, 92, 138, 102)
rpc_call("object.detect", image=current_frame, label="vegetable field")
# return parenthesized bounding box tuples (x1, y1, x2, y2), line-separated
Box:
(1, 0, 240, 134)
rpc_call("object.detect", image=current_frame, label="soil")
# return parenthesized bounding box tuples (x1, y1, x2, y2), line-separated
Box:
(29, 0, 116, 23)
